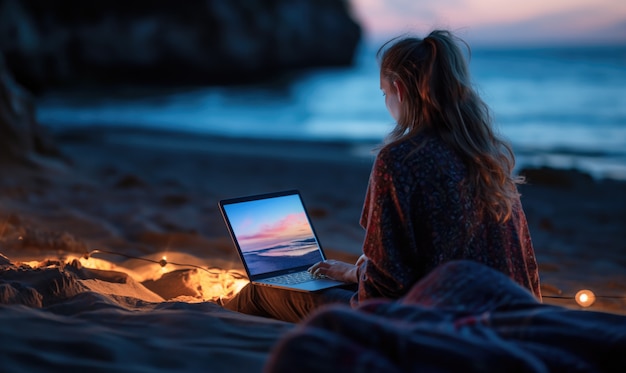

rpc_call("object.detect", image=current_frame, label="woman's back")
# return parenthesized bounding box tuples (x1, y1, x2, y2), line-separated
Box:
(358, 131, 541, 303)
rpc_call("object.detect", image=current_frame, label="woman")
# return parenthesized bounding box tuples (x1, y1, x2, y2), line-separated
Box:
(223, 29, 541, 323)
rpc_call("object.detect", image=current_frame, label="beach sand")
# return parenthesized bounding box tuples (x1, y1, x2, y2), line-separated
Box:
(1, 126, 625, 371)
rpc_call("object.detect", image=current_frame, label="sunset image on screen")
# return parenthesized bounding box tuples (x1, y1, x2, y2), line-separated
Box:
(224, 194, 324, 275)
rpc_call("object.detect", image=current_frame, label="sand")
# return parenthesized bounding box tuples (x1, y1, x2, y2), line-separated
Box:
(1, 125, 625, 371)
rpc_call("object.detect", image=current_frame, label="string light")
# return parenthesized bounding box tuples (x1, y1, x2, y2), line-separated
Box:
(83, 248, 245, 277)
(159, 256, 168, 273)
(543, 290, 625, 309)
(80, 248, 248, 303)
(7, 235, 626, 308)
(575, 290, 596, 307)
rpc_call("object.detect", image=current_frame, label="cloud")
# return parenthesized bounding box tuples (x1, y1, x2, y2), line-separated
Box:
(352, 0, 626, 45)
(465, 8, 626, 45)
(238, 213, 312, 250)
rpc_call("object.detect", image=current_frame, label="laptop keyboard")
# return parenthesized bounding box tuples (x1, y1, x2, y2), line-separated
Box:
(266, 271, 316, 285)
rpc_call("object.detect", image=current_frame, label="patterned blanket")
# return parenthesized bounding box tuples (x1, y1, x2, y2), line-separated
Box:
(266, 260, 626, 372)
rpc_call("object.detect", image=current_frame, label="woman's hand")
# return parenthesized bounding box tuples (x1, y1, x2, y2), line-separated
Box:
(308, 260, 358, 284)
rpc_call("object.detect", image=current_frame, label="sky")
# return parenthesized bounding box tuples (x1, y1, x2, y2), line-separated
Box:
(224, 195, 315, 253)
(350, 0, 626, 45)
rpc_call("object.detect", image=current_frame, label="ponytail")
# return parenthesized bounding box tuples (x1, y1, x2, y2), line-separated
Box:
(377, 30, 523, 222)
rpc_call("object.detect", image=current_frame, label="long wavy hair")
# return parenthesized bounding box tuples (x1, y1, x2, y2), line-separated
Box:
(377, 30, 524, 223)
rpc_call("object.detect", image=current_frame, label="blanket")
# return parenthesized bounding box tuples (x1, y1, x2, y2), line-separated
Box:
(2, 255, 624, 372)
(266, 260, 626, 372)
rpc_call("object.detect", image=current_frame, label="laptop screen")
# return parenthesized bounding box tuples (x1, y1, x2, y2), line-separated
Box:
(219, 190, 326, 278)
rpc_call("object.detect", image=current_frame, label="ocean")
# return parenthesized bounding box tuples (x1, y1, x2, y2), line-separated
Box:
(35, 42, 626, 180)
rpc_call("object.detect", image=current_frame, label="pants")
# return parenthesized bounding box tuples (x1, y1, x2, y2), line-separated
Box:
(223, 283, 357, 323)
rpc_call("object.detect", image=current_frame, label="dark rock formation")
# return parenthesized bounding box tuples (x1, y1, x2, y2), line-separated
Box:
(0, 0, 362, 92)
(519, 166, 594, 189)
(0, 54, 60, 164)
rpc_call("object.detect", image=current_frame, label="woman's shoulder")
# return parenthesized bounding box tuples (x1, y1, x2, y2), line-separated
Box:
(376, 131, 465, 183)
(378, 131, 447, 162)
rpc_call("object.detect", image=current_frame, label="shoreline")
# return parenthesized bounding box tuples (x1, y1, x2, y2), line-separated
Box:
(46, 123, 626, 182)
(1, 125, 625, 314)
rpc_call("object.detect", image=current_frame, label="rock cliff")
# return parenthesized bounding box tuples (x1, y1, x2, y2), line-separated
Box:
(0, 55, 60, 165)
(0, 0, 362, 92)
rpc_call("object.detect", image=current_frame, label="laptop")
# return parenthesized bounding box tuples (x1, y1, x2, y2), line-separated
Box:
(218, 189, 346, 292)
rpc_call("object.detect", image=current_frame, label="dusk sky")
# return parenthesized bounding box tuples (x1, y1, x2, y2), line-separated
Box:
(224, 195, 315, 253)
(351, 0, 626, 45)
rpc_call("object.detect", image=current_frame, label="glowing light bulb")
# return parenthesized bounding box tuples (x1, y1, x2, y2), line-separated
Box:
(158, 256, 168, 274)
(575, 289, 596, 307)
